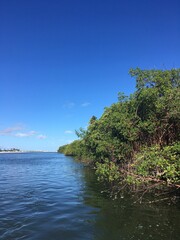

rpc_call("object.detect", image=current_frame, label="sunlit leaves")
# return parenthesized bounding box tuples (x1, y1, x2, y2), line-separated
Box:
(58, 68, 180, 190)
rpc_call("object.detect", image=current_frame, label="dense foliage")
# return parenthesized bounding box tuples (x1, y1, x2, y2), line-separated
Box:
(58, 68, 180, 200)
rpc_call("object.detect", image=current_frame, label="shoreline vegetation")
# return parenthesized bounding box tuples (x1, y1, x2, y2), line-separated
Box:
(58, 68, 180, 204)
(0, 148, 21, 153)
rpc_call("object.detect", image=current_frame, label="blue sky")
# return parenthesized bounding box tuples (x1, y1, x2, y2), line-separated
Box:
(0, 0, 180, 151)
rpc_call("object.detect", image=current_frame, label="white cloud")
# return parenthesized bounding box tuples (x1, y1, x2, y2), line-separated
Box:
(0, 124, 47, 140)
(64, 130, 74, 134)
(15, 131, 37, 137)
(37, 134, 47, 139)
(81, 102, 90, 107)
(63, 102, 75, 109)
(0, 125, 23, 135)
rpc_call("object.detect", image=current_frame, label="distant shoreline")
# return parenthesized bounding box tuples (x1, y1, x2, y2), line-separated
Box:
(0, 151, 22, 154)
(0, 151, 54, 154)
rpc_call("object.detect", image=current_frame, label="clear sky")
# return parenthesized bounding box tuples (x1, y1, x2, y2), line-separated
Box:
(0, 0, 179, 151)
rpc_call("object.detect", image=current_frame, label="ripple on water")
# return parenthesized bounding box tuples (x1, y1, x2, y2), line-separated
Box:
(0, 153, 179, 240)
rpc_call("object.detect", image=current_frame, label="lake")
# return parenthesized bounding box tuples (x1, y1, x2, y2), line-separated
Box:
(0, 152, 179, 240)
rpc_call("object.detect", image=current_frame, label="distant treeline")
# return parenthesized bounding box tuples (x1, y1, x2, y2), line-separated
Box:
(0, 148, 20, 152)
(58, 68, 180, 202)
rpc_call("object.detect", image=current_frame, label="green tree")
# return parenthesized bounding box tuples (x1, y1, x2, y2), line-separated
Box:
(58, 68, 180, 198)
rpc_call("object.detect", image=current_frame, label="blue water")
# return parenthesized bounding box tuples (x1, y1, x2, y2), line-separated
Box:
(0, 153, 179, 240)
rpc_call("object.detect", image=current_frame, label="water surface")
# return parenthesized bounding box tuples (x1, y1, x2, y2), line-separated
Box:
(0, 153, 179, 240)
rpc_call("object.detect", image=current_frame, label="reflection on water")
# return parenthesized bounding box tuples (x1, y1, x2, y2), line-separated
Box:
(0, 153, 179, 240)
(82, 167, 180, 240)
